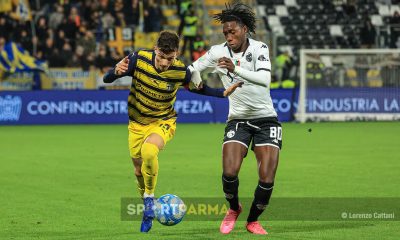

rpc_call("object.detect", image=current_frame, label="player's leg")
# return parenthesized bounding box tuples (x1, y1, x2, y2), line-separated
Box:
(220, 143, 247, 234)
(140, 133, 164, 198)
(140, 119, 176, 197)
(222, 142, 247, 210)
(248, 146, 279, 221)
(245, 146, 279, 235)
(246, 119, 282, 235)
(132, 158, 145, 198)
(139, 133, 164, 232)
(128, 122, 155, 232)
(140, 119, 176, 232)
(220, 120, 252, 234)
(128, 122, 146, 198)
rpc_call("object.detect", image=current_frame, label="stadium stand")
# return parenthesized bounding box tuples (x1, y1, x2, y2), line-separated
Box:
(258, 0, 400, 53)
(256, 0, 400, 86)
(0, 0, 399, 90)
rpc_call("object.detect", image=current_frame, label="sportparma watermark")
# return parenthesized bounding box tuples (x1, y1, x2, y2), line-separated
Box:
(120, 197, 399, 221)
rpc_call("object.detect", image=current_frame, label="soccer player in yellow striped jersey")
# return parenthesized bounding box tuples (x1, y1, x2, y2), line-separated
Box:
(103, 31, 242, 233)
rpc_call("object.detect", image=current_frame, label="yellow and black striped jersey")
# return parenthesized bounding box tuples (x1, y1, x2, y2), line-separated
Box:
(127, 50, 190, 125)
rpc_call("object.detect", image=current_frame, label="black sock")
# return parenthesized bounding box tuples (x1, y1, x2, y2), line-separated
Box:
(247, 181, 274, 222)
(222, 174, 240, 211)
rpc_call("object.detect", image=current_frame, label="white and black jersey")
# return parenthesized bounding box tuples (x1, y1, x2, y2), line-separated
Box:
(191, 38, 277, 121)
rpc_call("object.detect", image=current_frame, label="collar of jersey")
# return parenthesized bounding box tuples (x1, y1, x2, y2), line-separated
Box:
(225, 38, 250, 58)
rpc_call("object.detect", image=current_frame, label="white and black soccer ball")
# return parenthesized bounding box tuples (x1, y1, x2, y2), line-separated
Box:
(154, 194, 186, 226)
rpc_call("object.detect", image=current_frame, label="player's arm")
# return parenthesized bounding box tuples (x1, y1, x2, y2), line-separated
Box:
(217, 46, 272, 88)
(189, 82, 243, 98)
(103, 52, 137, 83)
(187, 46, 220, 89)
(183, 68, 242, 98)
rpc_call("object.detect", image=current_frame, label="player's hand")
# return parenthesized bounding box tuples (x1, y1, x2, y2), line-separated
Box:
(217, 57, 235, 73)
(223, 81, 243, 97)
(190, 69, 203, 89)
(115, 56, 129, 75)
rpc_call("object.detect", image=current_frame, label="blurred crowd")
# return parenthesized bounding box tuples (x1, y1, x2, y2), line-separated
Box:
(0, 0, 169, 73)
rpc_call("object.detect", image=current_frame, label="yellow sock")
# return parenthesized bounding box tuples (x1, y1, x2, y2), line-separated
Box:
(135, 175, 145, 198)
(140, 142, 159, 196)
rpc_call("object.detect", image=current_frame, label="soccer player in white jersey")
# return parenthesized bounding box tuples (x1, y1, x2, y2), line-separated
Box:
(189, 2, 282, 235)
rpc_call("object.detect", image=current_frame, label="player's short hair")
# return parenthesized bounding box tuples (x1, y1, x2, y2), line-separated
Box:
(156, 31, 180, 54)
(213, 1, 256, 34)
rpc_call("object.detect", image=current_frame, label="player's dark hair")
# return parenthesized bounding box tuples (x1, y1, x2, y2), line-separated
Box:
(156, 30, 180, 54)
(213, 1, 256, 34)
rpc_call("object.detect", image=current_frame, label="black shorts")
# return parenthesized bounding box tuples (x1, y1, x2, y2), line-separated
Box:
(223, 117, 283, 151)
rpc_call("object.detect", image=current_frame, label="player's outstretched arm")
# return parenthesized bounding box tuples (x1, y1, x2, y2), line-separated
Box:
(103, 54, 136, 83)
(188, 82, 243, 98)
(223, 81, 243, 97)
(184, 62, 243, 98)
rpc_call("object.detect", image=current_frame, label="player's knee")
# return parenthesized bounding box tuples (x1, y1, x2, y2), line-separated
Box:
(223, 162, 240, 177)
(142, 151, 157, 162)
(141, 143, 159, 162)
(222, 155, 242, 177)
(259, 161, 278, 182)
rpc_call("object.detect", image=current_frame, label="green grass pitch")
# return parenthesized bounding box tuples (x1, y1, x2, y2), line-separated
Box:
(1, 122, 399, 239)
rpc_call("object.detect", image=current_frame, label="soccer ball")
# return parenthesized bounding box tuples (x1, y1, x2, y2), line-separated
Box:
(154, 194, 186, 226)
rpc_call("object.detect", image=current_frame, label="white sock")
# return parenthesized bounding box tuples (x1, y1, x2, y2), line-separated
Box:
(143, 193, 154, 198)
